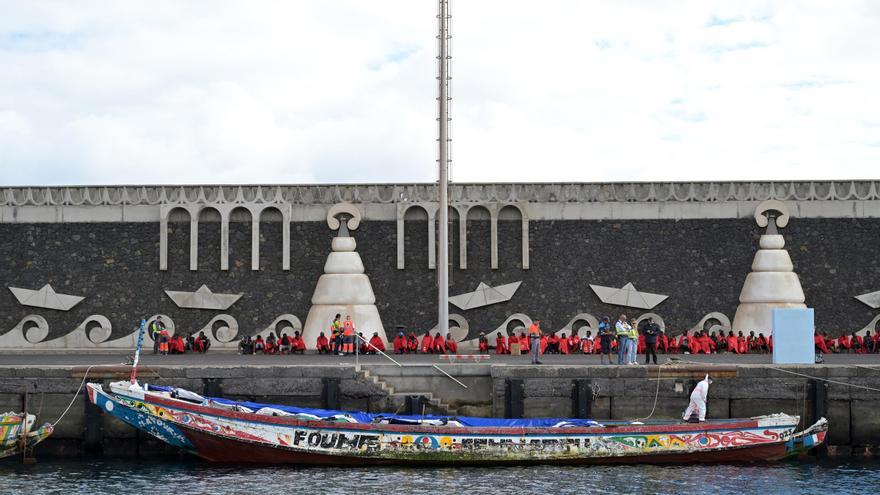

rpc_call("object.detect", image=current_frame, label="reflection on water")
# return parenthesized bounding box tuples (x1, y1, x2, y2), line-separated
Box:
(1, 458, 878, 495)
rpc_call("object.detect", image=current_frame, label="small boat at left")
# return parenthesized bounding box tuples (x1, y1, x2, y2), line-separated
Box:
(0, 412, 53, 459)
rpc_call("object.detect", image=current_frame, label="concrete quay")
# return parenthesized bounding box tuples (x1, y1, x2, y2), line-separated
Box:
(1, 356, 878, 458)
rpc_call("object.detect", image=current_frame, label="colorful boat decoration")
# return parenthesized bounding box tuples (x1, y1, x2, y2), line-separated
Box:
(88, 381, 827, 465)
(0, 412, 53, 459)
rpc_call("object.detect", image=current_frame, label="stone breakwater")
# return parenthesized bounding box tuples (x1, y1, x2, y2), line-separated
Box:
(0, 363, 878, 457)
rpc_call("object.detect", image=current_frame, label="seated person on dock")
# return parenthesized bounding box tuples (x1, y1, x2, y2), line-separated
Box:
(478, 333, 489, 354)
(519, 332, 530, 354)
(433, 332, 446, 354)
(291, 331, 306, 354)
(446, 336, 457, 354)
(558, 333, 570, 354)
(278, 333, 292, 354)
(495, 333, 507, 354)
(508, 333, 520, 355)
(568, 332, 580, 354)
(420, 332, 434, 354)
(358, 332, 369, 354)
(580, 331, 593, 354)
(757, 333, 769, 353)
(195, 331, 211, 353)
(814, 332, 830, 354)
(726, 331, 739, 354)
(407, 332, 419, 353)
(367, 332, 386, 354)
(737, 331, 747, 354)
(852, 332, 865, 354)
(316, 332, 330, 354)
(393, 329, 407, 354)
(265, 333, 278, 354)
(546, 333, 559, 354)
(254, 335, 265, 353)
(169, 334, 186, 354)
(238, 335, 254, 355)
(837, 333, 851, 353)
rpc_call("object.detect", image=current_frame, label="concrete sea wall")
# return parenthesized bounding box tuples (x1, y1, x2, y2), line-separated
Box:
(2, 363, 879, 458)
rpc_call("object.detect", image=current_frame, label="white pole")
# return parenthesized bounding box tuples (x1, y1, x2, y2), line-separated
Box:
(437, 0, 450, 340)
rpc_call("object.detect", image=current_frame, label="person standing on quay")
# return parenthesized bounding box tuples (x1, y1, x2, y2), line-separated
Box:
(150, 317, 166, 355)
(342, 315, 355, 355)
(529, 320, 543, 365)
(642, 317, 660, 365)
(615, 314, 631, 365)
(598, 316, 614, 364)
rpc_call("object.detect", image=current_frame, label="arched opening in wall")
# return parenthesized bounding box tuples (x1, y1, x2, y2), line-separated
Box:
(448, 206, 460, 276)
(404, 205, 429, 269)
(167, 207, 191, 271)
(229, 207, 253, 271)
(498, 205, 524, 270)
(259, 206, 285, 270)
(466, 205, 491, 268)
(198, 207, 222, 271)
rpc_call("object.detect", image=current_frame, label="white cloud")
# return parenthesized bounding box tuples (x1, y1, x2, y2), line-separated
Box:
(0, 0, 877, 185)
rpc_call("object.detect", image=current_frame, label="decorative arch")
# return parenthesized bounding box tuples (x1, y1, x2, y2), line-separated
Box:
(197, 206, 223, 271)
(560, 313, 600, 338)
(499, 203, 529, 270)
(465, 203, 495, 269)
(159, 205, 195, 271)
(397, 203, 435, 269)
(228, 205, 254, 271)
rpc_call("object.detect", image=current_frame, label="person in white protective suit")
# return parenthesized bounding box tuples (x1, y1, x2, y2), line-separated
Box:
(682, 374, 713, 422)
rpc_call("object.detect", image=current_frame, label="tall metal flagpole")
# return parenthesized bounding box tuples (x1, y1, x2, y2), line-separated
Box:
(437, 0, 450, 340)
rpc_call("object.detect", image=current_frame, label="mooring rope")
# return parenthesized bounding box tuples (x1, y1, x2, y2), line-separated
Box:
(51, 365, 98, 427)
(631, 363, 664, 422)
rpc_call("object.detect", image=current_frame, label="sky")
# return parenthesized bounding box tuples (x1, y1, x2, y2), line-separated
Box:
(0, 0, 878, 185)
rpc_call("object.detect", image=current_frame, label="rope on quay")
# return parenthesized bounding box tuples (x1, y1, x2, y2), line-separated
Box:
(765, 366, 880, 393)
(51, 362, 126, 427)
(670, 357, 880, 393)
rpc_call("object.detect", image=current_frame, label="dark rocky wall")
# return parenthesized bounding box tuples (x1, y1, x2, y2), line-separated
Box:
(0, 217, 878, 342)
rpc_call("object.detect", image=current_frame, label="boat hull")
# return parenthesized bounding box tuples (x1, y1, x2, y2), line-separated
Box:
(88, 383, 827, 466)
(0, 412, 53, 459)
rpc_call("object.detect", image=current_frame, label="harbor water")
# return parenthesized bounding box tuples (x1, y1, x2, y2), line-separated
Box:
(2, 458, 879, 495)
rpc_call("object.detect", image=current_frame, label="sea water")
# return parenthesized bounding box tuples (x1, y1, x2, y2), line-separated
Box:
(1, 458, 879, 495)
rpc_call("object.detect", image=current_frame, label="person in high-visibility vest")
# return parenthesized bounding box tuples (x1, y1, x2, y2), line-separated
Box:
(528, 320, 542, 365)
(342, 315, 355, 355)
(150, 317, 166, 354)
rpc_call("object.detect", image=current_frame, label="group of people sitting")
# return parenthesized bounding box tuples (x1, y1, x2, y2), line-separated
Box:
(238, 331, 307, 355)
(475, 327, 774, 356)
(390, 330, 459, 355)
(317, 331, 388, 355)
(815, 330, 880, 354)
(159, 331, 212, 354)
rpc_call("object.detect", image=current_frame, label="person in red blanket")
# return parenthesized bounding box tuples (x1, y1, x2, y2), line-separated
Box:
(265, 333, 278, 355)
(508, 333, 520, 355)
(420, 332, 434, 354)
(169, 334, 186, 354)
(539, 333, 548, 354)
(495, 333, 508, 354)
(446, 336, 458, 354)
(254, 335, 265, 353)
(546, 333, 559, 354)
(837, 333, 851, 353)
(433, 332, 447, 354)
(407, 332, 419, 353)
(736, 332, 747, 354)
(581, 331, 593, 354)
(367, 332, 385, 354)
(569, 332, 580, 354)
(478, 333, 489, 354)
(519, 332, 530, 354)
(814, 332, 830, 354)
(393, 329, 407, 354)
(195, 331, 211, 353)
(851, 332, 865, 354)
(558, 333, 569, 354)
(726, 331, 739, 354)
(687, 332, 701, 354)
(278, 333, 291, 354)
(756, 333, 769, 353)
(316, 332, 330, 354)
(291, 331, 306, 353)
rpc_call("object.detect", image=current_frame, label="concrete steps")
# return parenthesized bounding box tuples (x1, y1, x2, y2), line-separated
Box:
(357, 368, 459, 416)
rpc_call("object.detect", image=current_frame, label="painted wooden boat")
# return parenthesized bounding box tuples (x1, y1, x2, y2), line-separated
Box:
(88, 381, 827, 465)
(0, 412, 53, 459)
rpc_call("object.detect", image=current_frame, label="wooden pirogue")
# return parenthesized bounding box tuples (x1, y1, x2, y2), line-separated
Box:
(87, 381, 827, 465)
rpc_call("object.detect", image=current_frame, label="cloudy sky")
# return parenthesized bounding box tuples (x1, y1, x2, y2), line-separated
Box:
(1, 1, 878, 185)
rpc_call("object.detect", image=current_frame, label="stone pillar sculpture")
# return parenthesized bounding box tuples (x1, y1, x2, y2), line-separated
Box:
(732, 200, 806, 335)
(302, 203, 387, 349)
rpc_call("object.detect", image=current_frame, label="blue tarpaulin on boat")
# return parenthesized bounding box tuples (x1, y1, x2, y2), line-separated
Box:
(145, 384, 600, 428)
